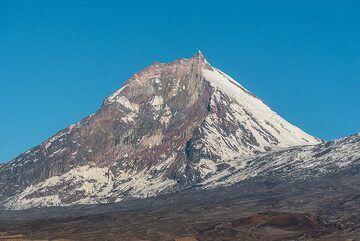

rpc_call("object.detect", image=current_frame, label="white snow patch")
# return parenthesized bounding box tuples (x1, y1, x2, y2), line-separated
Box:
(113, 96, 140, 112)
(151, 95, 164, 110)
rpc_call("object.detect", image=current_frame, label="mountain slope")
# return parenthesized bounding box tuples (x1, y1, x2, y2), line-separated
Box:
(0, 51, 320, 209)
(201, 133, 360, 189)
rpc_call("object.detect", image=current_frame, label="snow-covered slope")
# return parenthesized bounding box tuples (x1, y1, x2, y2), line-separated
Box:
(192, 67, 319, 164)
(0, 51, 325, 210)
(200, 134, 360, 188)
(203, 68, 318, 147)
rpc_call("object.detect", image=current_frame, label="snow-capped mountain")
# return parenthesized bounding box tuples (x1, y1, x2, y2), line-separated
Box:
(0, 51, 326, 209)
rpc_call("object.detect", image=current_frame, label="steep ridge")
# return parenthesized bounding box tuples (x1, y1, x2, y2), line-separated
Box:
(0, 51, 320, 209)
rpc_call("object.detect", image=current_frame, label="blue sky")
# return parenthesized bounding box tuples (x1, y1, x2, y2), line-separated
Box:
(0, 0, 359, 163)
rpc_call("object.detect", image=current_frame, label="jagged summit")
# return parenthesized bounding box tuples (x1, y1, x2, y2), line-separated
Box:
(192, 50, 206, 61)
(195, 50, 204, 57)
(0, 53, 322, 209)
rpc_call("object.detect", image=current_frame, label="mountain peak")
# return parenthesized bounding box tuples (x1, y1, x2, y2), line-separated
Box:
(0, 52, 321, 209)
(194, 50, 204, 57)
(192, 50, 206, 62)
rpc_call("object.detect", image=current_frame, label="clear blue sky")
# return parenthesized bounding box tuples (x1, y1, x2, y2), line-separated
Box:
(1, 1, 359, 163)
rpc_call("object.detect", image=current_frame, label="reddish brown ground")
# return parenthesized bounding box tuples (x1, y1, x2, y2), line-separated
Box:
(175, 237, 198, 241)
(234, 212, 321, 232)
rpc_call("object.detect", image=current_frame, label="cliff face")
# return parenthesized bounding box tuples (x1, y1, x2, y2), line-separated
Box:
(0, 51, 320, 209)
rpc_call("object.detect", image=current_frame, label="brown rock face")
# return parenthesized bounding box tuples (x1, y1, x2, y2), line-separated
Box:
(0, 53, 215, 208)
(99, 54, 214, 184)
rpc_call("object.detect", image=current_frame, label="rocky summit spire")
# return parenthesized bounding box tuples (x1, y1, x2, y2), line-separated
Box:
(194, 50, 204, 58)
(192, 50, 206, 61)
(191, 50, 212, 70)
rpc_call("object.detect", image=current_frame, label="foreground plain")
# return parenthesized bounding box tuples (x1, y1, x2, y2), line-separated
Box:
(0, 171, 359, 241)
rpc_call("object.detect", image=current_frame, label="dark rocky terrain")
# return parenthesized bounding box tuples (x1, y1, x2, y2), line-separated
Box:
(0, 172, 359, 240)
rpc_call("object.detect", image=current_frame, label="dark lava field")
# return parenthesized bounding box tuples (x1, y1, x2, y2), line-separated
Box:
(0, 173, 359, 241)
